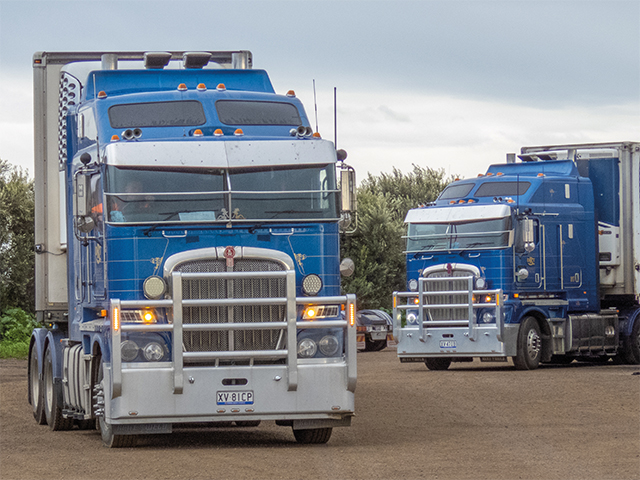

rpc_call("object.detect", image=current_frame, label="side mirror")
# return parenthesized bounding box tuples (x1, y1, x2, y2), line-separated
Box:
(340, 258, 355, 277)
(339, 165, 357, 234)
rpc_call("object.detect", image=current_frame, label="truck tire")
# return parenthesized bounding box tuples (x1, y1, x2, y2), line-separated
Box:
(293, 427, 332, 444)
(622, 319, 640, 365)
(514, 317, 542, 370)
(364, 337, 387, 352)
(43, 345, 73, 430)
(96, 358, 137, 448)
(28, 344, 46, 425)
(235, 421, 261, 427)
(425, 357, 452, 370)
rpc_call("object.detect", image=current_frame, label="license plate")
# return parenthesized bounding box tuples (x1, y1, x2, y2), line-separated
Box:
(216, 391, 254, 405)
(439, 340, 457, 349)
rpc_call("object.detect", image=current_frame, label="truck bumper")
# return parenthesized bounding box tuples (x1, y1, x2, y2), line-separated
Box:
(395, 323, 519, 359)
(102, 361, 354, 426)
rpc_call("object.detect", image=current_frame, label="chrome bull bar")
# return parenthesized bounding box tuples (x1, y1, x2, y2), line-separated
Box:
(393, 276, 503, 344)
(110, 269, 356, 398)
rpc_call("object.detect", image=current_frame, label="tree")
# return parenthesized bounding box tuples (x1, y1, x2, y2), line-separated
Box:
(0, 159, 35, 313)
(341, 165, 453, 310)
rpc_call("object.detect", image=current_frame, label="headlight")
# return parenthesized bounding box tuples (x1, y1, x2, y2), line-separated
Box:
(143, 275, 166, 299)
(407, 313, 418, 325)
(143, 342, 166, 361)
(318, 335, 340, 356)
(475, 277, 487, 290)
(302, 274, 323, 296)
(297, 338, 317, 358)
(408, 278, 418, 292)
(121, 340, 139, 362)
(481, 312, 495, 324)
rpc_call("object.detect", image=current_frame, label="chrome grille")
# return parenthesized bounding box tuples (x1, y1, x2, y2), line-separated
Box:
(423, 270, 473, 322)
(175, 259, 286, 354)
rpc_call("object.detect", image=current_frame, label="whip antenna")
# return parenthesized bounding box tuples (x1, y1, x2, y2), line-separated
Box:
(334, 87, 337, 149)
(313, 79, 319, 133)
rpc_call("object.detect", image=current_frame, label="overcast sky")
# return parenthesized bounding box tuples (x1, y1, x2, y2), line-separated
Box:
(1, 0, 638, 181)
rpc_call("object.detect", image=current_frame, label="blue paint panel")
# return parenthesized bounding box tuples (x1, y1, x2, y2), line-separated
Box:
(585, 157, 620, 226)
(84, 69, 275, 99)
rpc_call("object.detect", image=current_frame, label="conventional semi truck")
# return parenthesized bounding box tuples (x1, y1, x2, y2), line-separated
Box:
(393, 142, 639, 370)
(28, 51, 358, 447)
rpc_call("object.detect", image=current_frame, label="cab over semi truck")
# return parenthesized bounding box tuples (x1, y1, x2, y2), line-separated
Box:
(393, 142, 640, 370)
(28, 51, 358, 447)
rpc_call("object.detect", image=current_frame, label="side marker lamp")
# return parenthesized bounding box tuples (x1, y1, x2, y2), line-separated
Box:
(142, 310, 156, 324)
(348, 303, 356, 327)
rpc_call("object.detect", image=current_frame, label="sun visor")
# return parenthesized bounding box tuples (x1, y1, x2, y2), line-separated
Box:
(405, 204, 512, 224)
(103, 139, 337, 168)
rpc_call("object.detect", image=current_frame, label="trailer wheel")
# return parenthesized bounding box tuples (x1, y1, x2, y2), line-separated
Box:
(96, 358, 137, 448)
(622, 319, 640, 365)
(43, 345, 73, 431)
(514, 317, 542, 370)
(425, 357, 452, 370)
(293, 427, 332, 444)
(28, 344, 46, 425)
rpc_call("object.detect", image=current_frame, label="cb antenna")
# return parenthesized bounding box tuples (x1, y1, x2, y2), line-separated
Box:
(333, 87, 337, 149)
(313, 79, 319, 133)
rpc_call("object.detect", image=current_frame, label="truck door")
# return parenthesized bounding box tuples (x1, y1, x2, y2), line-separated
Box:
(87, 174, 106, 301)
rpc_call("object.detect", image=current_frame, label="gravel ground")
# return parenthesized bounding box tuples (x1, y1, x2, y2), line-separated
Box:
(1, 350, 639, 480)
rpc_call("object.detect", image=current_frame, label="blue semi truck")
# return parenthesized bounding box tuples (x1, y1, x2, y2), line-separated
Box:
(393, 142, 640, 370)
(29, 51, 358, 446)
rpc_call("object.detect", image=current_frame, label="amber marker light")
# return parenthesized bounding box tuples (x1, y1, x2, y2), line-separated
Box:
(177, 83, 187, 91)
(97, 91, 107, 99)
(197, 83, 207, 91)
(305, 307, 317, 319)
(142, 310, 156, 324)
(217, 83, 226, 91)
(348, 303, 355, 327)
(111, 135, 120, 142)
(214, 129, 223, 136)
(313, 132, 321, 138)
(234, 129, 244, 136)
(286, 90, 296, 97)
(112, 307, 120, 331)
(193, 129, 203, 137)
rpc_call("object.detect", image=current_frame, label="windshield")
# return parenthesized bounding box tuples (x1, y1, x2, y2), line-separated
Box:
(406, 217, 512, 252)
(104, 165, 339, 224)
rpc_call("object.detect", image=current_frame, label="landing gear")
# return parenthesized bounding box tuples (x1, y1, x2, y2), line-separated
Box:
(514, 317, 542, 370)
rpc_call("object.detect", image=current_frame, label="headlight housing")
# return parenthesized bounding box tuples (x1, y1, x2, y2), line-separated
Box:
(318, 335, 339, 356)
(302, 274, 323, 296)
(143, 275, 166, 299)
(297, 338, 317, 358)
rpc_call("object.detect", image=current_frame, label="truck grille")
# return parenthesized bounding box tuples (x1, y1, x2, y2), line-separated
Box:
(175, 259, 286, 355)
(423, 270, 473, 323)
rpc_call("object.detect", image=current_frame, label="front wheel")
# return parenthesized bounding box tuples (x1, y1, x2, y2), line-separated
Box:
(293, 427, 332, 444)
(28, 344, 46, 425)
(43, 345, 73, 431)
(425, 357, 452, 371)
(96, 358, 137, 448)
(514, 317, 542, 370)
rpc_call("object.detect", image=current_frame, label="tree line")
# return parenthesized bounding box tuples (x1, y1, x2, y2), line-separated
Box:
(0, 158, 450, 319)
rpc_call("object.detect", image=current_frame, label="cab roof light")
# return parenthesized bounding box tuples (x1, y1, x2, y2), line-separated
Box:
(234, 128, 244, 136)
(537, 173, 545, 177)
(312, 132, 322, 138)
(217, 83, 226, 91)
(477, 173, 484, 177)
(486, 172, 494, 177)
(449, 200, 456, 204)
(193, 129, 204, 137)
(214, 129, 224, 136)
(286, 90, 296, 97)
(458, 199, 466, 204)
(97, 91, 107, 99)
(196, 83, 207, 91)
(177, 83, 188, 91)
(497, 172, 504, 176)
(110, 134, 120, 142)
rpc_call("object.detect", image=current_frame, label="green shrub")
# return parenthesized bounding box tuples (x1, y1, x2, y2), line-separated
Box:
(0, 308, 40, 359)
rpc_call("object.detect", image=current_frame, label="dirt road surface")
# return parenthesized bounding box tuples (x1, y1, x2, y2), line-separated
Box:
(2, 350, 639, 480)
